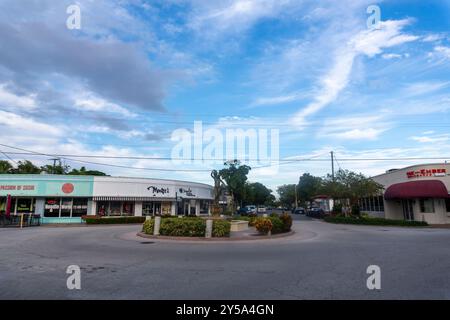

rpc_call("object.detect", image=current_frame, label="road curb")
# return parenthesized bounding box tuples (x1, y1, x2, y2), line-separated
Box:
(136, 230, 295, 242)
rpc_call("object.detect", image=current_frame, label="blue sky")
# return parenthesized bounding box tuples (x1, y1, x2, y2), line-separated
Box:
(0, 0, 449, 192)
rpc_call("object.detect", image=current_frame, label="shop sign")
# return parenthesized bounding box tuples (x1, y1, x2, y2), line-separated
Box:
(0, 178, 93, 197)
(179, 187, 196, 197)
(407, 168, 447, 178)
(0, 185, 35, 191)
(147, 185, 170, 195)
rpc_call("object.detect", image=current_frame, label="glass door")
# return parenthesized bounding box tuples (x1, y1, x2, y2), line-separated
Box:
(402, 199, 414, 221)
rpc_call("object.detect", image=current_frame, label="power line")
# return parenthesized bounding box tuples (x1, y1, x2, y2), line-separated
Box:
(0, 150, 18, 165)
(1, 150, 450, 162)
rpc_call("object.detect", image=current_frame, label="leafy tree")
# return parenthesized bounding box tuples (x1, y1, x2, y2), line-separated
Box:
(40, 163, 70, 174)
(12, 160, 41, 174)
(219, 160, 251, 210)
(243, 182, 274, 206)
(276, 184, 296, 208)
(68, 166, 107, 176)
(0, 160, 13, 173)
(297, 173, 323, 204)
(322, 169, 383, 215)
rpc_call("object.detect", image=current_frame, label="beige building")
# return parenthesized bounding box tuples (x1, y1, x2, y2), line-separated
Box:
(362, 163, 450, 224)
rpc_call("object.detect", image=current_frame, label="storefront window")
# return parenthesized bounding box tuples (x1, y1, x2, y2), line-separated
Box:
(142, 202, 154, 216)
(0, 197, 5, 214)
(44, 198, 60, 217)
(190, 200, 196, 215)
(154, 202, 162, 215)
(16, 198, 34, 214)
(378, 196, 385, 212)
(445, 199, 450, 213)
(109, 202, 121, 216)
(200, 200, 210, 214)
(122, 202, 134, 216)
(60, 198, 72, 217)
(72, 198, 88, 217)
(420, 198, 435, 213)
(162, 202, 171, 215)
(97, 201, 108, 216)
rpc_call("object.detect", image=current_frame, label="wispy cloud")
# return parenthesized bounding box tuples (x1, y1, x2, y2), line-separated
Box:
(291, 19, 419, 126)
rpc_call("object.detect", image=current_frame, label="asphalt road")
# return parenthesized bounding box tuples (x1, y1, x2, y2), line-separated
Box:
(0, 216, 449, 299)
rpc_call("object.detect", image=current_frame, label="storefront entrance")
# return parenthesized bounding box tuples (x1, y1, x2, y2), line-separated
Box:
(401, 199, 414, 221)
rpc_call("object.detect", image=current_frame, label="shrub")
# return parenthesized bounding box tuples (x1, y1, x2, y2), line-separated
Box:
(160, 218, 205, 236)
(332, 203, 343, 215)
(212, 220, 231, 237)
(142, 219, 154, 234)
(255, 217, 272, 234)
(269, 216, 284, 234)
(83, 216, 146, 224)
(324, 216, 428, 227)
(279, 213, 292, 232)
(142, 217, 231, 237)
(351, 204, 361, 216)
(270, 212, 279, 218)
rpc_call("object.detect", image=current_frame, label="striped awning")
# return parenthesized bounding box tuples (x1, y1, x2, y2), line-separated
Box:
(93, 196, 176, 201)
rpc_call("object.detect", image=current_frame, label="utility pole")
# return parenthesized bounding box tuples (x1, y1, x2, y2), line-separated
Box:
(294, 184, 298, 208)
(49, 158, 59, 174)
(330, 151, 335, 181)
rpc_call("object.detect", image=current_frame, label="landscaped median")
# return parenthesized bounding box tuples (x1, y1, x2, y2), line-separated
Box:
(139, 213, 294, 240)
(324, 216, 428, 227)
(142, 217, 231, 238)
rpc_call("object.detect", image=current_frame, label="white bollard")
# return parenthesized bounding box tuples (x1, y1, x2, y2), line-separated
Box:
(263, 213, 268, 218)
(154, 216, 161, 236)
(205, 219, 213, 238)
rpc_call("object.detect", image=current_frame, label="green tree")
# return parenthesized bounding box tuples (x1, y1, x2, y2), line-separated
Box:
(219, 160, 251, 210)
(12, 160, 41, 174)
(68, 166, 107, 176)
(322, 169, 383, 215)
(276, 184, 296, 208)
(243, 182, 274, 206)
(40, 163, 70, 174)
(297, 173, 323, 204)
(0, 160, 13, 173)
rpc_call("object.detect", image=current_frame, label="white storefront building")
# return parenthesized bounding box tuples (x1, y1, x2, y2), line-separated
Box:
(0, 175, 214, 223)
(362, 163, 450, 224)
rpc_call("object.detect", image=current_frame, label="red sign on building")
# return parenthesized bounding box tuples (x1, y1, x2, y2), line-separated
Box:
(406, 168, 447, 178)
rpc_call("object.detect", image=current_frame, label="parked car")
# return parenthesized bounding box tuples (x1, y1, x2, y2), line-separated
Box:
(292, 207, 306, 214)
(245, 205, 257, 214)
(306, 207, 325, 218)
(236, 206, 257, 216)
(257, 206, 266, 213)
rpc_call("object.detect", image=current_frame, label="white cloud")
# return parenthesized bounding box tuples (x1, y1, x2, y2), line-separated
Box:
(74, 93, 136, 118)
(317, 114, 391, 141)
(434, 46, 450, 59)
(422, 34, 444, 42)
(0, 110, 63, 137)
(249, 91, 309, 107)
(410, 133, 450, 143)
(0, 84, 36, 109)
(381, 53, 402, 59)
(189, 0, 295, 36)
(403, 81, 450, 97)
(291, 19, 419, 126)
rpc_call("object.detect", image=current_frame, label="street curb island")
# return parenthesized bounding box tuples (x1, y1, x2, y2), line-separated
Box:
(136, 230, 295, 241)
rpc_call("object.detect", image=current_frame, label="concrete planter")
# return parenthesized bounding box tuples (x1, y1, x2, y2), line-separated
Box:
(230, 220, 249, 232)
